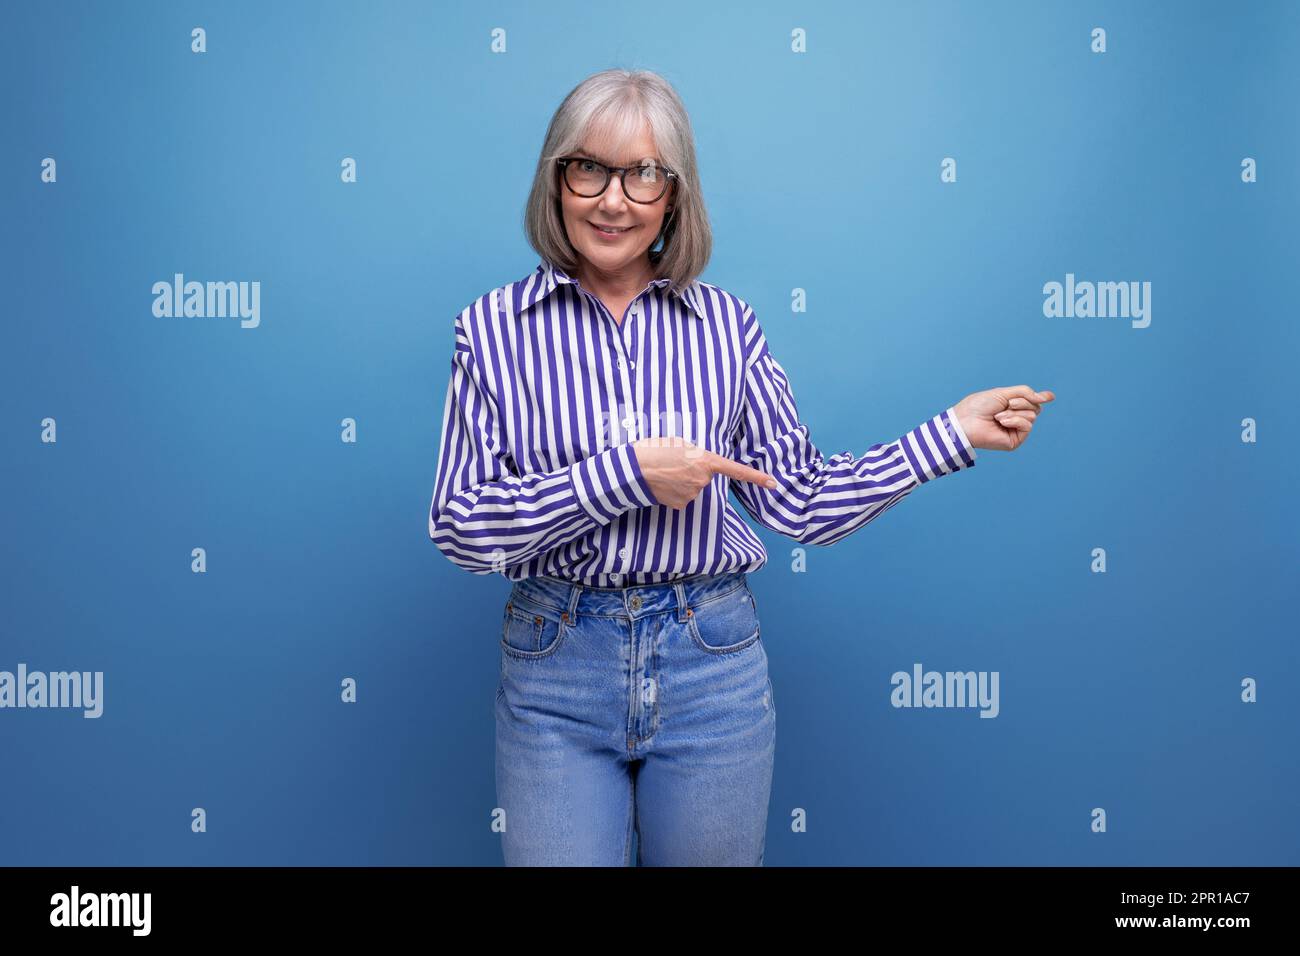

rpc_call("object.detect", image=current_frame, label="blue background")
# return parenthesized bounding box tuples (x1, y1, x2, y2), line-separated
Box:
(2, 0, 1297, 865)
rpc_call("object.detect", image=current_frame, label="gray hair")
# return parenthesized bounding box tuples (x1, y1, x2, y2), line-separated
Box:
(523, 69, 712, 297)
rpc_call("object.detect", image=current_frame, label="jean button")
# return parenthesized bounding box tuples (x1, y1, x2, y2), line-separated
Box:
(630, 594, 642, 611)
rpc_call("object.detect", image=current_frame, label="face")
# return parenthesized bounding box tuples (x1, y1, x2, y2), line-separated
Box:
(558, 123, 676, 287)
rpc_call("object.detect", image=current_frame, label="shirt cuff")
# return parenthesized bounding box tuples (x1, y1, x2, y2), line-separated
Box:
(569, 443, 658, 523)
(945, 405, 975, 459)
(898, 407, 977, 484)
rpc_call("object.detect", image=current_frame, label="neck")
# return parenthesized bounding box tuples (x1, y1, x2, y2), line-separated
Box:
(574, 257, 654, 302)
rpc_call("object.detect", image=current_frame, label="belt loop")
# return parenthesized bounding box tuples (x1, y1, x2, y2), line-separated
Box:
(564, 580, 582, 626)
(673, 581, 688, 623)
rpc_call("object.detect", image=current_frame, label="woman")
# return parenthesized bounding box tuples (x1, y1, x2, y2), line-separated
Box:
(428, 68, 1054, 866)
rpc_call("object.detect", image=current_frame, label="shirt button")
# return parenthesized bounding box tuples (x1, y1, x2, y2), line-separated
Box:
(610, 572, 622, 582)
(631, 302, 641, 316)
(622, 415, 636, 428)
(618, 548, 629, 558)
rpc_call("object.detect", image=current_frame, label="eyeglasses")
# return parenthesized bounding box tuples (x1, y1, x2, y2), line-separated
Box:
(556, 156, 677, 204)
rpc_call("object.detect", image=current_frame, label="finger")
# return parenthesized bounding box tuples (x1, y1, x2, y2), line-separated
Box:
(997, 414, 1033, 430)
(1006, 396, 1040, 412)
(1005, 385, 1054, 404)
(997, 408, 1037, 424)
(706, 452, 778, 488)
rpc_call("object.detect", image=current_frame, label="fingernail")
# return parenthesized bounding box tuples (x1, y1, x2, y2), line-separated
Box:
(766, 478, 777, 488)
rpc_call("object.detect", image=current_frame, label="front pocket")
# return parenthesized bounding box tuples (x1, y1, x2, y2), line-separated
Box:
(501, 598, 567, 659)
(686, 584, 761, 654)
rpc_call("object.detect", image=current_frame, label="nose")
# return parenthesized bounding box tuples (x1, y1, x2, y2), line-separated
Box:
(598, 173, 632, 212)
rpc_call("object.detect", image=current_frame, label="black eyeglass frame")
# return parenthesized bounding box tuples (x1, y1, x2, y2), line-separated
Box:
(555, 157, 678, 204)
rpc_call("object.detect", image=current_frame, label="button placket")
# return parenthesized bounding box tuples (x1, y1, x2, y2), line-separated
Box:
(619, 299, 644, 444)
(595, 298, 637, 444)
(607, 286, 659, 593)
(615, 513, 635, 581)
(622, 299, 640, 377)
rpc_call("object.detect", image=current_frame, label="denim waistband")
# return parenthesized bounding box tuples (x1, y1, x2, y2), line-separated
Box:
(507, 569, 749, 622)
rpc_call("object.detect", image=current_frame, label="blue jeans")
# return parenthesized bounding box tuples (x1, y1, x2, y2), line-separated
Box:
(494, 569, 776, 866)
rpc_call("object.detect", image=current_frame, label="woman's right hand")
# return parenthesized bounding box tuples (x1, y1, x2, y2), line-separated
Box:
(632, 437, 778, 509)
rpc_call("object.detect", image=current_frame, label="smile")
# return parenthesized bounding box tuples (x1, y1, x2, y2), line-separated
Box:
(589, 221, 637, 237)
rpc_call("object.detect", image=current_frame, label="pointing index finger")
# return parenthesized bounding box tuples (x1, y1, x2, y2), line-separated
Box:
(706, 451, 778, 488)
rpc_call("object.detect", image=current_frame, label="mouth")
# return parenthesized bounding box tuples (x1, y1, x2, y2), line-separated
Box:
(588, 221, 638, 238)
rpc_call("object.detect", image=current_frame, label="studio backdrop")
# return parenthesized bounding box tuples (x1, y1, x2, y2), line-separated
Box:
(2, 0, 1297, 865)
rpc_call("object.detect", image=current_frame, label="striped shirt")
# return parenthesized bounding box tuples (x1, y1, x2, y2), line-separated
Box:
(429, 257, 977, 586)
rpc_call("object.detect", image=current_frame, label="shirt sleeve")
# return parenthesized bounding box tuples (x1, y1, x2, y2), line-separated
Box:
(729, 302, 976, 546)
(428, 314, 657, 574)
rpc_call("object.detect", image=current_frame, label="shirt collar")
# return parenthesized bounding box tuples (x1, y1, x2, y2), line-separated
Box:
(517, 257, 706, 319)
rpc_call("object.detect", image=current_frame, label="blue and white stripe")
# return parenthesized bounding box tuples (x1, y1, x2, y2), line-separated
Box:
(429, 258, 976, 586)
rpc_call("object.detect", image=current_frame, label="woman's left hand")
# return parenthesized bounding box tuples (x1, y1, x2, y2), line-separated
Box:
(953, 385, 1055, 451)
